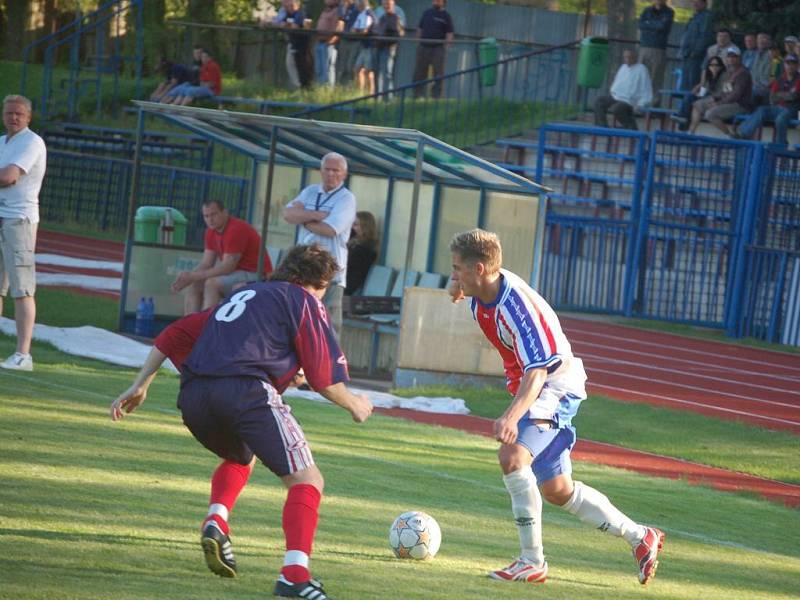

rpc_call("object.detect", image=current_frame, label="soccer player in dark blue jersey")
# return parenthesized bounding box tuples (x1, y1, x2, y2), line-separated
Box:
(114, 245, 372, 600)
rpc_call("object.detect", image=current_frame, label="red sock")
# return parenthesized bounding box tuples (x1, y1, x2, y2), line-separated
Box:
(280, 484, 321, 583)
(202, 460, 253, 535)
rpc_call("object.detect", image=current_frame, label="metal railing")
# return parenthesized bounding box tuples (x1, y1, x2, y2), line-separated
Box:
(20, 0, 143, 121)
(289, 41, 581, 148)
(42, 150, 248, 244)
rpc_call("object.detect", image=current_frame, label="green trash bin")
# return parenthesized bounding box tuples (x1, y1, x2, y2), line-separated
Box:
(577, 37, 609, 88)
(134, 206, 188, 245)
(478, 37, 499, 87)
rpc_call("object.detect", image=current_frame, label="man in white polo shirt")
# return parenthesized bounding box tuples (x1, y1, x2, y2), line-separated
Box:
(283, 152, 355, 335)
(0, 95, 47, 371)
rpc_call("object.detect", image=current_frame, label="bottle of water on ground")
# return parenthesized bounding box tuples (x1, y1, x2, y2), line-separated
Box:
(134, 297, 148, 336)
(145, 297, 156, 337)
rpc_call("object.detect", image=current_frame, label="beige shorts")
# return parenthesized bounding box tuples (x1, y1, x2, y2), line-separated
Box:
(218, 269, 260, 297)
(0, 218, 37, 298)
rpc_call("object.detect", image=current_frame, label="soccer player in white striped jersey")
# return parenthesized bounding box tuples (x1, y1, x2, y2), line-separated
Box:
(449, 229, 665, 586)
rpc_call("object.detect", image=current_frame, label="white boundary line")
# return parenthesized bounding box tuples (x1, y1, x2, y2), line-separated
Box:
(589, 381, 800, 427)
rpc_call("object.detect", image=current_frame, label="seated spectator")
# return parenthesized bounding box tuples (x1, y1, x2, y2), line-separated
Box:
(734, 54, 800, 146)
(703, 28, 740, 69)
(784, 35, 798, 57)
(700, 47, 752, 136)
(345, 211, 379, 296)
(742, 33, 758, 71)
(352, 0, 376, 94)
(750, 33, 775, 105)
(770, 45, 784, 81)
(593, 49, 652, 131)
(162, 49, 222, 106)
(171, 200, 272, 314)
(686, 56, 727, 133)
(149, 57, 191, 102)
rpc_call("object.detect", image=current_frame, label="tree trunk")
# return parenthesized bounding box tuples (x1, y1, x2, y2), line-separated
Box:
(143, 0, 168, 74)
(606, 0, 636, 80)
(187, 0, 217, 55)
(4, 0, 29, 61)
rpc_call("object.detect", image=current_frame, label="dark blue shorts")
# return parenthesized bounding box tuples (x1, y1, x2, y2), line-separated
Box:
(178, 376, 314, 477)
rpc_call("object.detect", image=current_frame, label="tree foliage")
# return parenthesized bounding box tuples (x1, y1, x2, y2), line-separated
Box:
(712, 0, 800, 38)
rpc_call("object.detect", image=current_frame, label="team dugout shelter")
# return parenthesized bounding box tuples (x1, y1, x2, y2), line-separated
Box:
(119, 102, 549, 373)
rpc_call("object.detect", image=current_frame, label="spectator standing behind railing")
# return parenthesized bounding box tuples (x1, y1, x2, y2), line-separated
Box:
(352, 0, 376, 94)
(734, 54, 800, 146)
(678, 0, 715, 91)
(337, 0, 361, 84)
(315, 0, 343, 87)
(282, 0, 314, 89)
(373, 0, 404, 97)
(0, 95, 46, 372)
(637, 0, 673, 108)
(161, 49, 222, 106)
(593, 49, 652, 131)
(412, 0, 454, 99)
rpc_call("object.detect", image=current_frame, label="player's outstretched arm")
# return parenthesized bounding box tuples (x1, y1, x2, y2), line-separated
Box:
(110, 347, 168, 421)
(319, 382, 373, 423)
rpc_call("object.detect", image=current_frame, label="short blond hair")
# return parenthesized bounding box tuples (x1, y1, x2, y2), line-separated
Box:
(449, 229, 502, 274)
(3, 95, 32, 113)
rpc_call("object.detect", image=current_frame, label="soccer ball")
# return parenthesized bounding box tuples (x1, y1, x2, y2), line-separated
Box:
(388, 511, 442, 560)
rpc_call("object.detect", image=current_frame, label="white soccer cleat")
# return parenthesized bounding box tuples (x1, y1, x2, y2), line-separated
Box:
(634, 526, 665, 585)
(1, 352, 33, 371)
(489, 557, 548, 583)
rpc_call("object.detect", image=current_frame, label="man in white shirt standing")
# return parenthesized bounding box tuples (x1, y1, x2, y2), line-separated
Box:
(0, 95, 47, 371)
(283, 152, 355, 335)
(593, 49, 653, 130)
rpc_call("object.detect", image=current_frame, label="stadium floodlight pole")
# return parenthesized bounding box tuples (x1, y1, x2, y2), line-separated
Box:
(118, 106, 146, 332)
(403, 139, 425, 276)
(257, 125, 279, 280)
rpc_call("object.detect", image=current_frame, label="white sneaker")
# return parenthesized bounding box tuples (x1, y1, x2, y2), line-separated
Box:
(1, 352, 33, 371)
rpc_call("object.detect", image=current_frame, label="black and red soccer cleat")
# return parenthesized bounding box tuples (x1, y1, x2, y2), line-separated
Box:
(274, 575, 332, 598)
(201, 522, 237, 578)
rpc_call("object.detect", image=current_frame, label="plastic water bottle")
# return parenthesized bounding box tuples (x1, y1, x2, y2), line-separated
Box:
(145, 297, 156, 337)
(134, 297, 148, 336)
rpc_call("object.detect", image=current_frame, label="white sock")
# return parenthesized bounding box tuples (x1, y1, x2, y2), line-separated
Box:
(502, 468, 545, 565)
(206, 503, 229, 522)
(561, 481, 645, 546)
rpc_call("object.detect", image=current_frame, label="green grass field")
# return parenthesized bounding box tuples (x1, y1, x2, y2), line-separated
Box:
(1, 339, 799, 600)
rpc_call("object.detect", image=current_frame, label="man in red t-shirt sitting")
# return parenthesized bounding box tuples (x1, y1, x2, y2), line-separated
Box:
(171, 199, 272, 314)
(162, 48, 222, 106)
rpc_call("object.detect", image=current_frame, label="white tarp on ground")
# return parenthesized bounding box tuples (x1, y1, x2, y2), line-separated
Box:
(0, 318, 469, 415)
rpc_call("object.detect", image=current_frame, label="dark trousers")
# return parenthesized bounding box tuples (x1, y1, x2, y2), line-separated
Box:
(412, 44, 446, 98)
(594, 95, 638, 130)
(680, 58, 703, 91)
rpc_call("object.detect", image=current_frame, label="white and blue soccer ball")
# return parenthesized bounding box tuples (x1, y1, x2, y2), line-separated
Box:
(388, 511, 442, 560)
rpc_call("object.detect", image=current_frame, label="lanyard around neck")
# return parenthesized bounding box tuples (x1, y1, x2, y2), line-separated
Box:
(315, 185, 344, 211)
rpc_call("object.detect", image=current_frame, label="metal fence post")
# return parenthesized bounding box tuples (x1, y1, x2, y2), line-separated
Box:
(725, 142, 764, 337)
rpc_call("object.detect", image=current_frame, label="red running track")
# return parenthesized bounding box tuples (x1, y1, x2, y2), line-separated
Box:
(561, 317, 800, 434)
(378, 408, 800, 508)
(37, 229, 124, 262)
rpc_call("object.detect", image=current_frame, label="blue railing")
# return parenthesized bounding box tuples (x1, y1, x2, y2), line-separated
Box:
(289, 41, 580, 148)
(21, 0, 143, 120)
(41, 150, 248, 244)
(530, 124, 800, 344)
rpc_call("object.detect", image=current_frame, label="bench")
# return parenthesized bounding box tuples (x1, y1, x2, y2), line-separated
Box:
(642, 107, 676, 132)
(342, 265, 448, 374)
